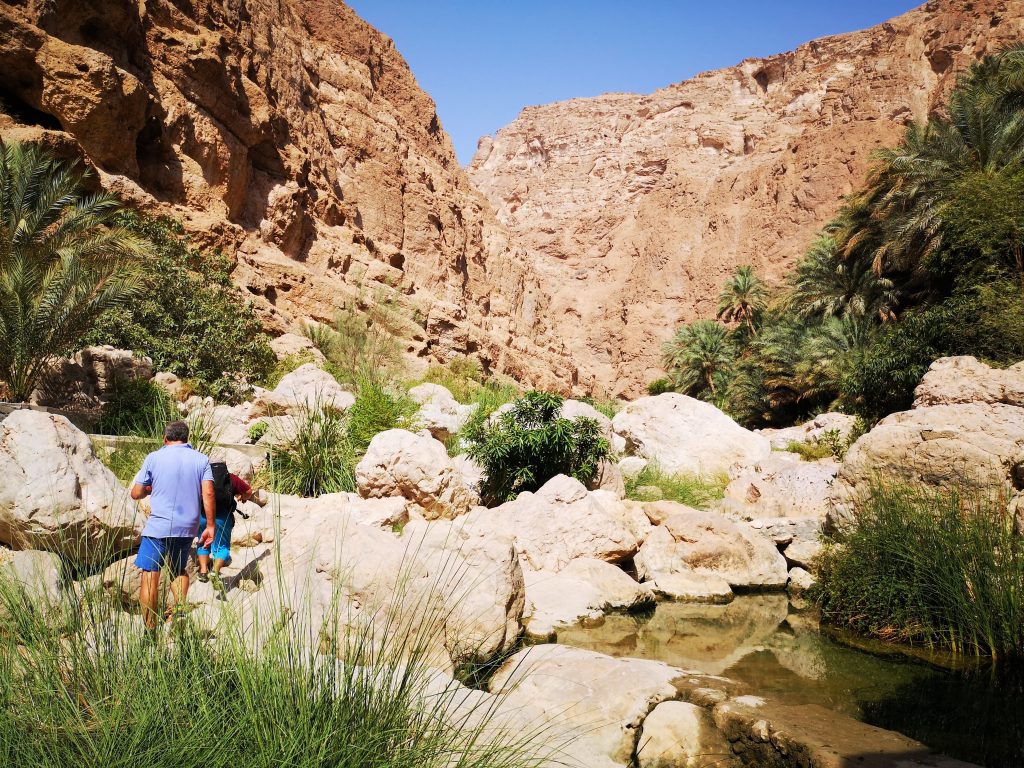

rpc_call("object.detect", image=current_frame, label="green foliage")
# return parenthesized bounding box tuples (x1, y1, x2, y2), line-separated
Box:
(269, 402, 356, 497)
(98, 440, 154, 485)
(84, 212, 274, 403)
(465, 391, 611, 505)
(717, 265, 767, 336)
(0, 142, 145, 400)
(95, 378, 173, 436)
(623, 464, 727, 508)
(813, 485, 1024, 659)
(579, 395, 619, 419)
(346, 381, 417, 454)
(0, 556, 553, 768)
(646, 378, 675, 396)
(420, 357, 486, 404)
(262, 351, 320, 390)
(247, 421, 269, 443)
(783, 440, 834, 462)
(662, 320, 734, 399)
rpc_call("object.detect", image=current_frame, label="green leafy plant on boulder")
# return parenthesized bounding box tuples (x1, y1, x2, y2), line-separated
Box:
(465, 391, 610, 505)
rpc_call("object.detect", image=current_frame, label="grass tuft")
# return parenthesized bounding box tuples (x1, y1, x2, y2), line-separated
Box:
(624, 463, 727, 508)
(813, 484, 1024, 660)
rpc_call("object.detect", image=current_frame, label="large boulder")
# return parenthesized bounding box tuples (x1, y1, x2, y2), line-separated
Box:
(561, 399, 625, 452)
(719, 453, 838, 520)
(32, 345, 153, 409)
(488, 645, 686, 768)
(635, 505, 788, 593)
(251, 364, 354, 415)
(463, 474, 650, 572)
(268, 332, 326, 363)
(0, 410, 140, 566)
(522, 558, 654, 639)
(829, 357, 1024, 532)
(409, 383, 476, 441)
(356, 429, 478, 520)
(0, 548, 62, 609)
(612, 394, 770, 476)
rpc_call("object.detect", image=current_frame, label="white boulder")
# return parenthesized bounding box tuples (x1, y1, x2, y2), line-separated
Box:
(409, 383, 476, 441)
(252, 364, 354, 415)
(356, 429, 477, 519)
(637, 700, 738, 768)
(720, 453, 838, 520)
(612, 394, 770, 476)
(0, 411, 140, 566)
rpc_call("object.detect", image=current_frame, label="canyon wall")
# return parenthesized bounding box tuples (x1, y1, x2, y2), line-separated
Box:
(469, 0, 1024, 395)
(0, 0, 576, 389)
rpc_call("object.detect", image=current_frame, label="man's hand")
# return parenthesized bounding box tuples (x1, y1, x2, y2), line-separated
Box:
(198, 524, 216, 548)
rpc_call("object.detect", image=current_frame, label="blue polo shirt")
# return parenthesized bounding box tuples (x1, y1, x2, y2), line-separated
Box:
(134, 444, 214, 538)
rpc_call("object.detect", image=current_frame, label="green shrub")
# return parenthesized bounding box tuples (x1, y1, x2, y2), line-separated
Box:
(312, 303, 408, 388)
(623, 464, 727, 508)
(84, 213, 275, 403)
(269, 404, 356, 497)
(465, 391, 610, 505)
(579, 395, 618, 419)
(420, 357, 485, 404)
(247, 421, 269, 443)
(346, 381, 417, 454)
(98, 439, 156, 485)
(783, 440, 834, 462)
(0, 553, 553, 768)
(813, 485, 1024, 659)
(95, 378, 174, 436)
(646, 378, 675, 396)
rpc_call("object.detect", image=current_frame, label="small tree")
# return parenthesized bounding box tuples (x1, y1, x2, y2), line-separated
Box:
(717, 265, 767, 336)
(465, 391, 611, 505)
(0, 142, 145, 400)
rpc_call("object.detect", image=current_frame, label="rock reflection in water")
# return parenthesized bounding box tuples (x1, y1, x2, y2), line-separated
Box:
(556, 595, 931, 717)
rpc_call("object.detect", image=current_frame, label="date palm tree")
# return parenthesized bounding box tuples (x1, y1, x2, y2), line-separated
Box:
(662, 320, 733, 397)
(0, 142, 146, 400)
(717, 265, 767, 336)
(788, 235, 899, 321)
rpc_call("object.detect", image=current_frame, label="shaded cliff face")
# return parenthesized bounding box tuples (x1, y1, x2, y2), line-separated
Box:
(0, 0, 578, 390)
(469, 0, 1024, 395)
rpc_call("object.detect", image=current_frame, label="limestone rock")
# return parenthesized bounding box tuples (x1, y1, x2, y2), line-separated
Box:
(720, 453, 837, 520)
(612, 394, 770, 476)
(489, 645, 686, 768)
(409, 383, 476, 441)
(522, 558, 654, 639)
(0, 410, 139, 566)
(914, 356, 1024, 407)
(356, 429, 477, 519)
(635, 506, 788, 591)
(635, 526, 733, 602)
(783, 537, 823, 571)
(269, 333, 326, 364)
(252, 364, 354, 415)
(464, 474, 650, 572)
(561, 399, 624, 450)
(828, 398, 1024, 532)
(637, 700, 738, 768)
(788, 567, 816, 593)
(757, 412, 859, 450)
(588, 458, 626, 499)
(32, 346, 153, 409)
(618, 456, 649, 480)
(152, 372, 183, 400)
(0, 548, 62, 608)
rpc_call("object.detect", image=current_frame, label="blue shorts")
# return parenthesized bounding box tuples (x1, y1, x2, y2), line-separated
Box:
(136, 536, 192, 575)
(196, 513, 234, 563)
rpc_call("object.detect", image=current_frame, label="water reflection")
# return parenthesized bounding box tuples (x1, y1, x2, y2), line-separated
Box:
(556, 595, 1020, 767)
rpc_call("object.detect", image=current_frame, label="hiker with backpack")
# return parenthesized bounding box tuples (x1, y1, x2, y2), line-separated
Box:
(130, 421, 216, 629)
(196, 462, 267, 592)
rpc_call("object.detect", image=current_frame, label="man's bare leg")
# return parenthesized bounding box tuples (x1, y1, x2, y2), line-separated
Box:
(140, 571, 161, 630)
(197, 553, 210, 577)
(166, 574, 190, 621)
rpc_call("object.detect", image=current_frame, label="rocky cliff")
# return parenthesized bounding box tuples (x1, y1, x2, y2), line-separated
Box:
(469, 0, 1024, 395)
(0, 0, 576, 390)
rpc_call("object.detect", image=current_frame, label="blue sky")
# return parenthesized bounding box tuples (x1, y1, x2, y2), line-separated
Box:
(347, 1, 922, 165)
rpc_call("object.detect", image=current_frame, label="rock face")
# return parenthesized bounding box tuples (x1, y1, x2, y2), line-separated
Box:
(829, 357, 1024, 532)
(356, 429, 478, 519)
(637, 700, 739, 768)
(252, 363, 355, 415)
(409, 383, 476, 441)
(719, 453, 838, 520)
(0, 0, 574, 392)
(0, 410, 139, 566)
(468, 0, 1024, 395)
(33, 346, 153, 409)
(612, 394, 770, 476)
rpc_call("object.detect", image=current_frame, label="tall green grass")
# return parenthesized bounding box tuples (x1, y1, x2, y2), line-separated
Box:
(0, 555, 556, 767)
(623, 463, 728, 508)
(813, 485, 1024, 660)
(269, 401, 356, 496)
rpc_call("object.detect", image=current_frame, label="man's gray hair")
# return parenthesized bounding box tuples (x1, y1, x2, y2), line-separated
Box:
(164, 421, 190, 443)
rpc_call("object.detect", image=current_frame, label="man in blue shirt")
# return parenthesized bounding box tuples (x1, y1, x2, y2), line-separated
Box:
(130, 421, 216, 629)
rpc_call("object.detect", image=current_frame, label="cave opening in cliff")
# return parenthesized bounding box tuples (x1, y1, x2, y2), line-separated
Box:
(0, 89, 62, 131)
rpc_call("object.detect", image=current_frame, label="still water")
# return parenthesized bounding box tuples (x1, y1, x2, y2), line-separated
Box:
(555, 595, 1023, 768)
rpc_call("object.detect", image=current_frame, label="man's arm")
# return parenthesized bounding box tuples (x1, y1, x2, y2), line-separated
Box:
(198, 479, 216, 547)
(131, 457, 152, 501)
(130, 483, 151, 501)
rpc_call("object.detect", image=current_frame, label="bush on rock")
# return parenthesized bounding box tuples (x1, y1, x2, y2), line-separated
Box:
(465, 391, 611, 505)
